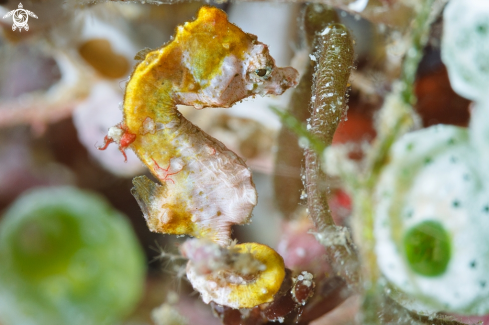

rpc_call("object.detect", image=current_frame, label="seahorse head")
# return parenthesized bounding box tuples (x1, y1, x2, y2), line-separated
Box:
(172, 6, 299, 108)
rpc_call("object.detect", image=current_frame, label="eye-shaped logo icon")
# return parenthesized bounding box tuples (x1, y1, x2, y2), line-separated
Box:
(2, 3, 38, 32)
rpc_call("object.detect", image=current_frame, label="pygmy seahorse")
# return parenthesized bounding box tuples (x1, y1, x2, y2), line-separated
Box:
(101, 6, 298, 246)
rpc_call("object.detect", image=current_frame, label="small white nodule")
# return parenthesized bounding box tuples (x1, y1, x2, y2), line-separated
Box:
(108, 126, 124, 144)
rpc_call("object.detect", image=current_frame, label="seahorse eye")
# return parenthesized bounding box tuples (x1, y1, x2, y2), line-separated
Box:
(255, 68, 271, 78)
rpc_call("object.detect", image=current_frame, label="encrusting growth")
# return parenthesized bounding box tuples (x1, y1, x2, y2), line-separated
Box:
(100, 6, 298, 246)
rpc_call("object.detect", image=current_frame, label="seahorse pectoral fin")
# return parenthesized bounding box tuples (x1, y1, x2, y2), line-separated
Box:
(131, 175, 167, 232)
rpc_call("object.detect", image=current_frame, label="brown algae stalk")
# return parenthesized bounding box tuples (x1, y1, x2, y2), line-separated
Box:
(305, 23, 354, 233)
(301, 22, 361, 291)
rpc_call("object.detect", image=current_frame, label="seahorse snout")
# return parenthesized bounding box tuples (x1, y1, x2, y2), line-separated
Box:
(256, 66, 299, 96)
(271, 66, 300, 94)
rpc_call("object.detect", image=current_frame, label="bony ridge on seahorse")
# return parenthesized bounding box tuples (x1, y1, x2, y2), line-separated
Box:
(100, 6, 299, 246)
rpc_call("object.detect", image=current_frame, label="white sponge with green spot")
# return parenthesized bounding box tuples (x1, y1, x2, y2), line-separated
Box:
(375, 125, 489, 315)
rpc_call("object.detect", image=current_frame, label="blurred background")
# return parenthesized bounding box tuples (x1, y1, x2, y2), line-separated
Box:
(0, 0, 471, 324)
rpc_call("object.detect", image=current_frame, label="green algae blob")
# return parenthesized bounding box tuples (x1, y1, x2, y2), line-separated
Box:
(403, 220, 451, 277)
(0, 187, 146, 325)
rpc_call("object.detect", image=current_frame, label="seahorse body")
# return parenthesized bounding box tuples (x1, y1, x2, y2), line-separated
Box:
(104, 6, 298, 245)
